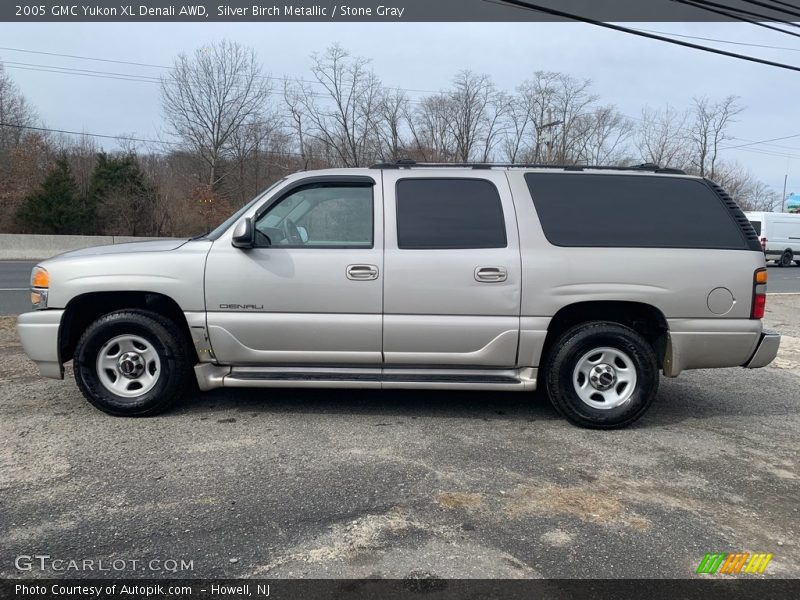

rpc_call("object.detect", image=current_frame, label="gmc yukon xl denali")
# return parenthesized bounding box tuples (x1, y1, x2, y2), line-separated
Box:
(17, 163, 781, 428)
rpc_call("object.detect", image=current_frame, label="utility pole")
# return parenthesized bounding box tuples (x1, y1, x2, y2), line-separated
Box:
(782, 173, 788, 213)
(536, 116, 564, 163)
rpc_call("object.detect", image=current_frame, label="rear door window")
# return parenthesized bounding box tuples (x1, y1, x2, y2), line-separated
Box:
(749, 220, 762, 236)
(396, 178, 507, 249)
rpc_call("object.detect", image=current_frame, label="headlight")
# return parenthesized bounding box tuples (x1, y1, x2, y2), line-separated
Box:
(30, 266, 49, 309)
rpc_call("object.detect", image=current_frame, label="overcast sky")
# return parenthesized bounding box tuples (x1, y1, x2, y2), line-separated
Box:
(0, 21, 798, 196)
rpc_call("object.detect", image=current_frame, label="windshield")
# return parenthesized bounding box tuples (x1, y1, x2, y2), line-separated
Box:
(204, 177, 288, 241)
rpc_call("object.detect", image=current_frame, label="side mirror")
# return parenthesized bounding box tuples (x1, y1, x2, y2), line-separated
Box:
(231, 217, 255, 249)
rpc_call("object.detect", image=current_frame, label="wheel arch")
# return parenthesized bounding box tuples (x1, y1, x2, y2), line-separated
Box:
(542, 300, 669, 369)
(60, 291, 197, 364)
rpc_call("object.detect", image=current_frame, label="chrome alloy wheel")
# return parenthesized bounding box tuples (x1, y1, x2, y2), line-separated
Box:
(572, 346, 637, 410)
(96, 334, 161, 398)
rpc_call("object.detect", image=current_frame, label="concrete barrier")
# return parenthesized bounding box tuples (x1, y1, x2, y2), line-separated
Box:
(0, 234, 171, 260)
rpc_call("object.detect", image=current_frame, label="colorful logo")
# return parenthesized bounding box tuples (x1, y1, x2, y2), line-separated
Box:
(696, 552, 773, 575)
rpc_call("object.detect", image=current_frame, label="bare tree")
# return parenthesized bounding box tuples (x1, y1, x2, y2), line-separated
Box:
(548, 74, 597, 164)
(635, 105, 692, 169)
(511, 72, 597, 164)
(516, 72, 560, 163)
(228, 115, 291, 205)
(407, 93, 455, 162)
(446, 71, 502, 162)
(286, 45, 384, 167)
(690, 95, 744, 179)
(501, 90, 534, 163)
(579, 106, 634, 165)
(161, 40, 271, 190)
(283, 79, 311, 168)
(712, 161, 782, 211)
(374, 88, 409, 162)
(0, 62, 37, 154)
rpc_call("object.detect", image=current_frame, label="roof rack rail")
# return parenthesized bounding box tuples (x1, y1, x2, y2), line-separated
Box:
(368, 160, 686, 175)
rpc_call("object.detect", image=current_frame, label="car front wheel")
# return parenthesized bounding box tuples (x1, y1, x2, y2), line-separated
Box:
(74, 310, 192, 416)
(543, 321, 659, 429)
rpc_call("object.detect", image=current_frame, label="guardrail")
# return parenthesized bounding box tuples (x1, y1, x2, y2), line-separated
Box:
(0, 234, 170, 260)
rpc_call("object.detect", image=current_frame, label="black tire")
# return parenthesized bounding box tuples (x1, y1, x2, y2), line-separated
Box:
(779, 250, 794, 268)
(74, 310, 192, 416)
(543, 321, 658, 429)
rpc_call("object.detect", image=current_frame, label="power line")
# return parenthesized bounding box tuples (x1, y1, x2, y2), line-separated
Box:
(490, 0, 800, 71)
(0, 121, 307, 157)
(0, 45, 441, 96)
(0, 45, 171, 70)
(722, 132, 800, 150)
(738, 0, 800, 19)
(0, 121, 177, 145)
(761, 0, 800, 12)
(0, 60, 431, 106)
(670, 0, 800, 39)
(634, 27, 800, 52)
(684, 0, 800, 26)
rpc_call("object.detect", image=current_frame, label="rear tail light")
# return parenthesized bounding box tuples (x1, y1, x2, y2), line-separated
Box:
(760, 237, 767, 252)
(751, 268, 767, 319)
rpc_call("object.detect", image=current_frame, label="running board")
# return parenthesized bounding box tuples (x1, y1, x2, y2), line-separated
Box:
(194, 364, 537, 392)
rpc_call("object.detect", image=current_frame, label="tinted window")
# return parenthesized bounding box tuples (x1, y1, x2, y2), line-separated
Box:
(525, 173, 747, 249)
(749, 220, 762, 236)
(396, 179, 507, 249)
(255, 185, 372, 248)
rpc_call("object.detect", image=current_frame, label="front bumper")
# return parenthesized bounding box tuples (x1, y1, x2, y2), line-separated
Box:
(16, 310, 65, 379)
(743, 330, 781, 369)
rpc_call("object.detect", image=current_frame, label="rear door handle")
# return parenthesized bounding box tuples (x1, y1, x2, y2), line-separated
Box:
(347, 264, 379, 281)
(475, 266, 508, 283)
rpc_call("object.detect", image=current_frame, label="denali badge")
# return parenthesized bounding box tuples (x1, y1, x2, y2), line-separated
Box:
(219, 304, 264, 310)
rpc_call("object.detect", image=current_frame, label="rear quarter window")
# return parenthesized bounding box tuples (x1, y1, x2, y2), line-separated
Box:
(525, 173, 748, 249)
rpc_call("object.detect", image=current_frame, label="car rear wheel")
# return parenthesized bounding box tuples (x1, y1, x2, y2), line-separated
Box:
(74, 310, 192, 416)
(543, 321, 658, 429)
(779, 250, 794, 267)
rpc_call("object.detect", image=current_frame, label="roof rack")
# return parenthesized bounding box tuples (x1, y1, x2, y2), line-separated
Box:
(368, 160, 686, 175)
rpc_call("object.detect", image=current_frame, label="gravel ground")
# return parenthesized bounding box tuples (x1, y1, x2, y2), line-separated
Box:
(1, 299, 798, 579)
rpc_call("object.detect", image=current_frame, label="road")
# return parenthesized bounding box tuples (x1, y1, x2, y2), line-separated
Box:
(1, 297, 799, 579)
(1, 260, 799, 316)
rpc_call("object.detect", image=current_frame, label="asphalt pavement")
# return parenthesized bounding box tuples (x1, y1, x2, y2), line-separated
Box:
(1, 297, 799, 579)
(1, 260, 799, 316)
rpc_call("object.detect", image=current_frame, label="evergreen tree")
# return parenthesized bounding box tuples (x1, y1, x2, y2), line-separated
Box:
(15, 155, 94, 234)
(90, 152, 154, 236)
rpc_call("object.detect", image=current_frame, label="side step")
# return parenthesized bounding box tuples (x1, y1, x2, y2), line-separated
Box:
(194, 364, 537, 392)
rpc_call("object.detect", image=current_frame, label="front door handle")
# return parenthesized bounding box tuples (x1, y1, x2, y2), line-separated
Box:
(347, 264, 379, 281)
(475, 266, 508, 283)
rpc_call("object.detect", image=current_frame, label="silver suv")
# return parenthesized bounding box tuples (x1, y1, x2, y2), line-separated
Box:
(17, 163, 781, 428)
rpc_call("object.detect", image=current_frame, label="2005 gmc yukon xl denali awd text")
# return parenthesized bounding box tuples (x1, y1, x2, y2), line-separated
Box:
(16, 163, 781, 429)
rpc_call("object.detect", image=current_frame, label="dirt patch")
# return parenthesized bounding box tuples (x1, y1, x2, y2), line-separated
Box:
(0, 316, 17, 344)
(505, 482, 650, 531)
(435, 491, 485, 510)
(253, 507, 421, 574)
(540, 529, 574, 547)
(770, 335, 800, 376)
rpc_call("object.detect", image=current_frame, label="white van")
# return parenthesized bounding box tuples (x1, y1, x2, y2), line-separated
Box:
(745, 211, 800, 267)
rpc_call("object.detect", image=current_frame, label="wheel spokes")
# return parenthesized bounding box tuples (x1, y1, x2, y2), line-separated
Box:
(95, 334, 162, 400)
